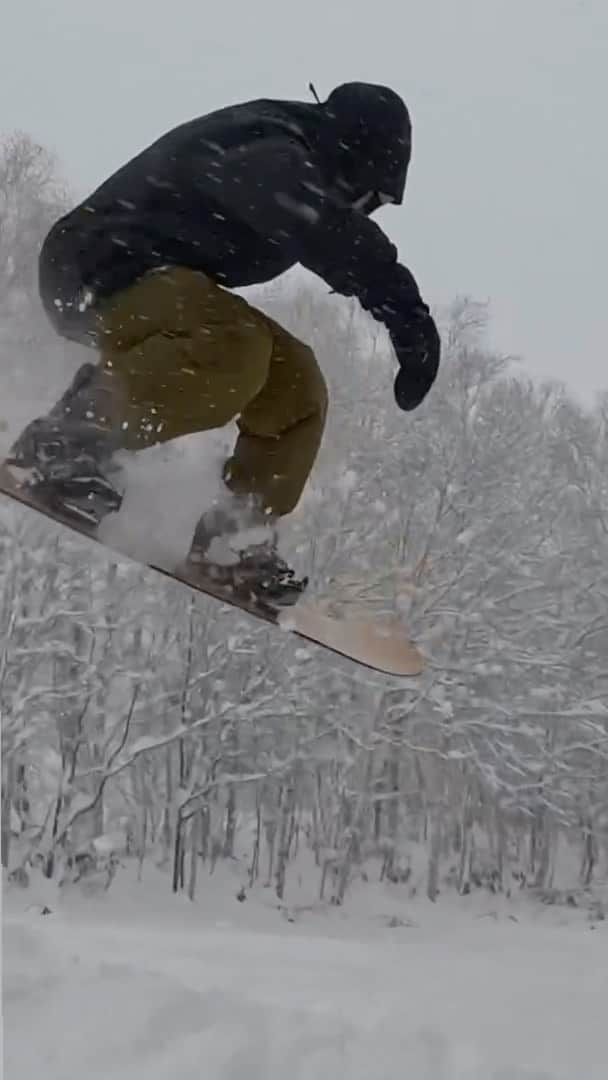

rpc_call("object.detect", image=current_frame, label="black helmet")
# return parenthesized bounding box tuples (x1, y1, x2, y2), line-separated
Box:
(318, 82, 411, 210)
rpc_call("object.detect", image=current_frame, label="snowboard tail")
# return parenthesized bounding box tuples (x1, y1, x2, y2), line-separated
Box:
(0, 462, 425, 677)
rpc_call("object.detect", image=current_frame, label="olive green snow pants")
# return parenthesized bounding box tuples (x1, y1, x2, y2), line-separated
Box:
(90, 267, 328, 516)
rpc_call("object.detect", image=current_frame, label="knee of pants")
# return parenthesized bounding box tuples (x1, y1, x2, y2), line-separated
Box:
(224, 350, 329, 517)
(239, 342, 329, 441)
(291, 342, 328, 429)
(295, 354, 328, 442)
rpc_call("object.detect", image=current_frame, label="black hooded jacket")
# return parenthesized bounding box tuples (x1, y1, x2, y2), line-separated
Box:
(39, 83, 440, 411)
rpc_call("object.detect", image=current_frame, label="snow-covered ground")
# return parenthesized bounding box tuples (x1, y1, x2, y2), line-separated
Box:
(3, 863, 607, 1080)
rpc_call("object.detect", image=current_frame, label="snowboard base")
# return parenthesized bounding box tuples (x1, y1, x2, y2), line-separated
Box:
(0, 463, 425, 677)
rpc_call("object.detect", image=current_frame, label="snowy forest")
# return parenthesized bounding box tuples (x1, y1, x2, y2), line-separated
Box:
(1, 131, 607, 913)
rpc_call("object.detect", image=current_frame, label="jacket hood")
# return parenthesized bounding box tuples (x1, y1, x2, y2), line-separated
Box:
(317, 82, 411, 208)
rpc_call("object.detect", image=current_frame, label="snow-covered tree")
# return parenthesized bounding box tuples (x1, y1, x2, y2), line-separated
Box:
(1, 141, 606, 909)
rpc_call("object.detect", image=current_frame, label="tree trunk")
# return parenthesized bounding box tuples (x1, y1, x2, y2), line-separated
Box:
(187, 811, 202, 901)
(335, 831, 356, 905)
(172, 811, 184, 893)
(494, 800, 506, 892)
(264, 819, 276, 886)
(275, 779, 295, 901)
(0, 747, 17, 869)
(387, 757, 400, 843)
(223, 784, 236, 858)
(580, 816, 596, 886)
(457, 787, 474, 894)
(249, 792, 262, 888)
(427, 815, 442, 902)
(200, 804, 210, 862)
(160, 747, 174, 867)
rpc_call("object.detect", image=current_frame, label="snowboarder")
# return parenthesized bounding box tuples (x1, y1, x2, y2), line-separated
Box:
(8, 82, 440, 606)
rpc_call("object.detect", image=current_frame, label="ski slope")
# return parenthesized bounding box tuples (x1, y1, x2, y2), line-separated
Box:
(3, 866, 607, 1080)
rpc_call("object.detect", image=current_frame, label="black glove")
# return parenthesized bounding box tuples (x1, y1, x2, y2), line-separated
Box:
(393, 310, 440, 411)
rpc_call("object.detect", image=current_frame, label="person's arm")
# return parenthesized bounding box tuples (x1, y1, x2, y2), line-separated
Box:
(298, 204, 440, 411)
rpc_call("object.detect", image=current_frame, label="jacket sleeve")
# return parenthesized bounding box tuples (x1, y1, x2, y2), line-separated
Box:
(298, 205, 440, 411)
(193, 136, 440, 411)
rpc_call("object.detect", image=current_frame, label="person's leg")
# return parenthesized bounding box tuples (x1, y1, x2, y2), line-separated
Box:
(7, 268, 274, 524)
(98, 269, 328, 592)
(9, 266, 327, 604)
(96, 270, 328, 511)
(222, 313, 328, 516)
(95, 267, 275, 449)
(187, 312, 327, 602)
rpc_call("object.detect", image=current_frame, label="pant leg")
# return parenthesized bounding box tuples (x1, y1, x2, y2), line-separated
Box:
(94, 267, 275, 449)
(223, 315, 328, 515)
(73, 267, 326, 515)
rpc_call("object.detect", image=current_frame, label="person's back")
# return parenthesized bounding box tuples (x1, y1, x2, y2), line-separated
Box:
(12, 83, 441, 606)
(40, 99, 322, 324)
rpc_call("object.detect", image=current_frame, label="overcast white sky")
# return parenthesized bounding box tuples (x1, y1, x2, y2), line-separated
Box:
(2, 0, 606, 399)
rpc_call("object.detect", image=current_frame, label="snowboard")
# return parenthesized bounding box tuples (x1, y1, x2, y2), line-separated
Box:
(0, 461, 425, 677)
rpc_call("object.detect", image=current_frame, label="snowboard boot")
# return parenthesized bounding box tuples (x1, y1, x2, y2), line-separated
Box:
(6, 415, 124, 528)
(6, 361, 125, 529)
(185, 500, 307, 608)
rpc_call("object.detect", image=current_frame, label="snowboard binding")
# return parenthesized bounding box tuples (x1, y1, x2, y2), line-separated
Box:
(186, 502, 307, 609)
(6, 415, 124, 528)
